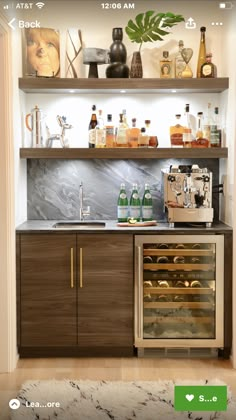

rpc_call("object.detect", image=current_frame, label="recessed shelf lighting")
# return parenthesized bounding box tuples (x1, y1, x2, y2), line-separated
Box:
(69, 90, 75, 93)
(120, 90, 126, 93)
(171, 90, 177, 93)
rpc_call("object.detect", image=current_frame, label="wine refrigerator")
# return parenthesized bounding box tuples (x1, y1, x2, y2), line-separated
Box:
(135, 235, 224, 357)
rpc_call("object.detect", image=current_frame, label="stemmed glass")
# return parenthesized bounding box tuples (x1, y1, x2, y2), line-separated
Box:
(181, 48, 193, 78)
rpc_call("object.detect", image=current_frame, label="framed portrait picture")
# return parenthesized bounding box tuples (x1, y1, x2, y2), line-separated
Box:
(23, 27, 60, 77)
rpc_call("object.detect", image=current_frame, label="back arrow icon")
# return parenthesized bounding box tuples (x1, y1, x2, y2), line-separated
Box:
(8, 18, 16, 30)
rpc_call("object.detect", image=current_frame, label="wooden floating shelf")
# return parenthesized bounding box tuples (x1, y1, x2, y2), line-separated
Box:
(20, 147, 228, 159)
(19, 77, 229, 94)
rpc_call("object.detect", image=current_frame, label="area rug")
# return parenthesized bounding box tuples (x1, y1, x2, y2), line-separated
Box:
(11, 379, 236, 420)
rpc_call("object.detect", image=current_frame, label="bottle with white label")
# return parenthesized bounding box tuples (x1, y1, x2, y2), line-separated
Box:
(142, 183, 153, 221)
(129, 183, 141, 221)
(117, 183, 129, 222)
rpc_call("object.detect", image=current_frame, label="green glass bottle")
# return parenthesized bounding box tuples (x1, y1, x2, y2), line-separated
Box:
(142, 183, 153, 221)
(129, 183, 141, 221)
(117, 183, 128, 222)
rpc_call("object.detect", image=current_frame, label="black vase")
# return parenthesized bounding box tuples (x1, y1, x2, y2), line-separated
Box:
(106, 27, 129, 78)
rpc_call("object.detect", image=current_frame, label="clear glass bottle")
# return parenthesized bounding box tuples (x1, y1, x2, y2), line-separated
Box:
(127, 118, 140, 148)
(175, 40, 185, 78)
(210, 107, 222, 147)
(117, 183, 129, 222)
(138, 127, 149, 148)
(142, 183, 153, 221)
(95, 110, 106, 148)
(105, 114, 115, 148)
(196, 26, 206, 78)
(116, 113, 128, 147)
(203, 103, 213, 144)
(200, 53, 216, 78)
(88, 105, 97, 148)
(182, 104, 193, 147)
(160, 51, 172, 78)
(170, 114, 184, 147)
(130, 183, 141, 221)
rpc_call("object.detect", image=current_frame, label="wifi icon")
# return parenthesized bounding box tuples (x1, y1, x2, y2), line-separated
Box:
(36, 2, 45, 8)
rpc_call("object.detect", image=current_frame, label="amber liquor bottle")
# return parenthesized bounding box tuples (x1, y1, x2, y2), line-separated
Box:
(160, 51, 172, 78)
(196, 27, 206, 78)
(200, 53, 216, 78)
(88, 105, 97, 148)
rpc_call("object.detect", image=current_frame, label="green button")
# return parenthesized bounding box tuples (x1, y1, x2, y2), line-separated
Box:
(174, 385, 227, 411)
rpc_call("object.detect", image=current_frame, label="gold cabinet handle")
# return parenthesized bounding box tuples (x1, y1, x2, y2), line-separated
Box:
(70, 248, 74, 288)
(80, 247, 83, 288)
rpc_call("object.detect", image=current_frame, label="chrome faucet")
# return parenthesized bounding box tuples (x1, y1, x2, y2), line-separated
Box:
(79, 182, 90, 220)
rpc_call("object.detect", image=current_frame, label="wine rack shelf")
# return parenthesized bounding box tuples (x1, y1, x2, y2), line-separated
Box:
(143, 316, 213, 324)
(144, 301, 213, 309)
(143, 287, 213, 295)
(144, 263, 215, 270)
(19, 77, 229, 94)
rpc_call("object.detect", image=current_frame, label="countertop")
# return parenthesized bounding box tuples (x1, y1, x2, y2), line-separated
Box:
(16, 220, 232, 234)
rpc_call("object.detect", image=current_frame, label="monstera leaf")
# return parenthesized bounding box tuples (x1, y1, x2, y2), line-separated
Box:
(125, 11, 185, 50)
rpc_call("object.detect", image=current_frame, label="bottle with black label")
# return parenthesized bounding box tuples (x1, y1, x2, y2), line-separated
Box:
(88, 105, 97, 148)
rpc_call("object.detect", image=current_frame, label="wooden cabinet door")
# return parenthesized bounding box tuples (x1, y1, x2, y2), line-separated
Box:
(20, 234, 77, 347)
(77, 234, 133, 351)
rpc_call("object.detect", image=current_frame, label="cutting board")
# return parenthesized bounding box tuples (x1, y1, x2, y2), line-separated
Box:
(117, 220, 157, 227)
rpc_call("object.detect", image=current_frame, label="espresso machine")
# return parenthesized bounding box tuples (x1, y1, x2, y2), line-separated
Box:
(163, 164, 214, 227)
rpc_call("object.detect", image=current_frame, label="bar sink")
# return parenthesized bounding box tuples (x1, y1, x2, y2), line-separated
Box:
(53, 221, 106, 229)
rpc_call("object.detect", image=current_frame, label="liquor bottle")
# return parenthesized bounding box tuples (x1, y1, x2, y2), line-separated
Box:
(117, 183, 129, 222)
(105, 114, 115, 148)
(200, 53, 216, 78)
(160, 51, 172, 78)
(129, 183, 141, 221)
(138, 127, 149, 148)
(88, 105, 97, 148)
(142, 183, 153, 221)
(203, 103, 213, 144)
(196, 26, 206, 78)
(175, 40, 185, 78)
(210, 107, 222, 147)
(170, 114, 184, 147)
(127, 118, 140, 148)
(182, 104, 192, 147)
(95, 110, 106, 148)
(144, 120, 158, 147)
(191, 112, 209, 148)
(116, 113, 128, 147)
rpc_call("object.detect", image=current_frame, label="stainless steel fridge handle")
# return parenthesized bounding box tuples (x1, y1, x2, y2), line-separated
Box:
(138, 246, 142, 338)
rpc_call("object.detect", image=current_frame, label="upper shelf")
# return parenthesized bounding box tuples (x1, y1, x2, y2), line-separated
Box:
(18, 77, 229, 94)
(20, 148, 228, 159)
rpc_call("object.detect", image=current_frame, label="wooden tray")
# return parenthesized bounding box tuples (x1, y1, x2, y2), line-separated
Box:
(117, 220, 157, 227)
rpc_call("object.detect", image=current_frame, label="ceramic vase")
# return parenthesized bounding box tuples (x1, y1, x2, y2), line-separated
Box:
(106, 27, 129, 78)
(130, 51, 143, 78)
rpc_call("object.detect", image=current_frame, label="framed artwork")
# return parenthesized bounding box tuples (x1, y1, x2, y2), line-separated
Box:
(23, 27, 60, 77)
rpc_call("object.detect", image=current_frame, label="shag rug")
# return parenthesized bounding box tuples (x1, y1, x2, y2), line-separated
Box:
(11, 379, 236, 420)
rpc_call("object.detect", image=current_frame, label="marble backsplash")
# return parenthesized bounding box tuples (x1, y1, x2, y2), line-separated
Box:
(27, 159, 219, 221)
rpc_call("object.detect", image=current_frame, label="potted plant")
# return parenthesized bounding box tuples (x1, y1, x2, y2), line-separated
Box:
(125, 11, 185, 77)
